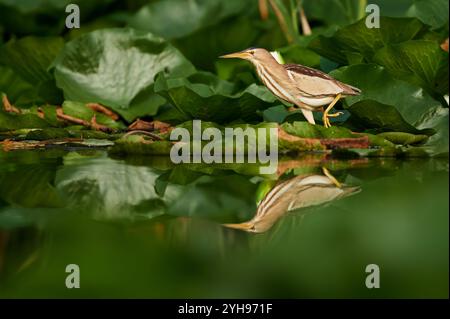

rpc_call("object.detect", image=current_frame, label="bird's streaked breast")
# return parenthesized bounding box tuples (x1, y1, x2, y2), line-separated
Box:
(255, 64, 295, 103)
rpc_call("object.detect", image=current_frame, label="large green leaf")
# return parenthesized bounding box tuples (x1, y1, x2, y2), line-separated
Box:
(370, 0, 415, 17)
(330, 64, 442, 127)
(309, 17, 427, 64)
(345, 99, 434, 134)
(373, 40, 449, 96)
(154, 72, 279, 123)
(0, 36, 64, 104)
(129, 0, 252, 40)
(53, 28, 196, 122)
(303, 0, 368, 26)
(407, 0, 449, 29)
(0, 66, 37, 105)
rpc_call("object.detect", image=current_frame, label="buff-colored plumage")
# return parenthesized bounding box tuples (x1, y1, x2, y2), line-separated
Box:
(220, 48, 361, 127)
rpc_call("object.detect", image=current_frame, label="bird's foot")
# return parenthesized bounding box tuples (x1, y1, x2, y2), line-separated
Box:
(322, 111, 344, 128)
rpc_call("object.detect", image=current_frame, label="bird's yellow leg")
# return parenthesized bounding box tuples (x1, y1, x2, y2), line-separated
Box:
(322, 93, 343, 128)
(322, 167, 342, 188)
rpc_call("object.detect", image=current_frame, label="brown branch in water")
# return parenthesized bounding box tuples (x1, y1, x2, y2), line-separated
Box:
(299, 7, 311, 35)
(278, 127, 370, 150)
(320, 136, 370, 149)
(1, 138, 86, 151)
(128, 119, 155, 131)
(56, 107, 113, 133)
(153, 120, 172, 133)
(86, 103, 119, 121)
(128, 119, 172, 134)
(0, 139, 49, 151)
(259, 0, 269, 20)
(36, 107, 45, 119)
(278, 127, 324, 149)
(2, 95, 21, 114)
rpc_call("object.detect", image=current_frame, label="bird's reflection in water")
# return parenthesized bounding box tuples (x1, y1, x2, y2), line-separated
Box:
(223, 168, 361, 233)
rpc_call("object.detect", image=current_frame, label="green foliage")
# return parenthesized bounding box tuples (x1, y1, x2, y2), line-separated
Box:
(129, 0, 252, 40)
(345, 99, 434, 134)
(309, 17, 428, 64)
(303, 0, 368, 26)
(330, 64, 441, 132)
(0, 0, 448, 300)
(373, 40, 449, 96)
(62, 101, 125, 130)
(0, 37, 64, 104)
(0, 109, 50, 131)
(154, 72, 279, 123)
(407, 0, 450, 29)
(0, 0, 447, 158)
(53, 28, 195, 122)
(0, 66, 37, 105)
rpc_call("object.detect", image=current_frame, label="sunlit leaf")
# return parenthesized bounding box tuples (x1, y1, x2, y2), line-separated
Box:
(53, 28, 196, 122)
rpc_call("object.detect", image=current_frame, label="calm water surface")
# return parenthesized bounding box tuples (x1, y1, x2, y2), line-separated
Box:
(0, 149, 448, 298)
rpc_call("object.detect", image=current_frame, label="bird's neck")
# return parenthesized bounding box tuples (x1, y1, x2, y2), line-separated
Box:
(252, 57, 290, 84)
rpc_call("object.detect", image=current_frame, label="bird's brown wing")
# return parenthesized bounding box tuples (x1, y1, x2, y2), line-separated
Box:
(284, 64, 361, 96)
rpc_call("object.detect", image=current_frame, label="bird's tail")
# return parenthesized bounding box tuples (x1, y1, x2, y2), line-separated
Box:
(300, 108, 315, 125)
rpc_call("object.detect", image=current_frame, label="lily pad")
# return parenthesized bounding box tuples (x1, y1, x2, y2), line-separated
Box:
(129, 0, 251, 40)
(309, 17, 427, 64)
(330, 64, 442, 129)
(0, 66, 37, 105)
(377, 132, 429, 145)
(154, 72, 279, 123)
(373, 40, 449, 96)
(0, 36, 64, 104)
(407, 0, 449, 29)
(303, 0, 367, 26)
(345, 99, 435, 134)
(53, 28, 196, 122)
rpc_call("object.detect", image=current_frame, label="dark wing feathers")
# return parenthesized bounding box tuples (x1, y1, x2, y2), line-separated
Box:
(284, 64, 361, 96)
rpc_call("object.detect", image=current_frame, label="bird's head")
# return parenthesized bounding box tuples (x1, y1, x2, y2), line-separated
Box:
(222, 221, 260, 233)
(220, 47, 274, 63)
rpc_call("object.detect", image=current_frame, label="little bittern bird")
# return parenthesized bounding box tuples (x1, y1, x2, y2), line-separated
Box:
(220, 48, 361, 127)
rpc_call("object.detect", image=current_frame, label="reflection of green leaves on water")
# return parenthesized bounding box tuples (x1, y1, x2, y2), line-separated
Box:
(0, 165, 64, 208)
(55, 153, 167, 220)
(0, 151, 370, 226)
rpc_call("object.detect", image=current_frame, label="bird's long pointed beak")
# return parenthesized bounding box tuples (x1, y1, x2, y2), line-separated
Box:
(219, 51, 250, 59)
(222, 222, 254, 231)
